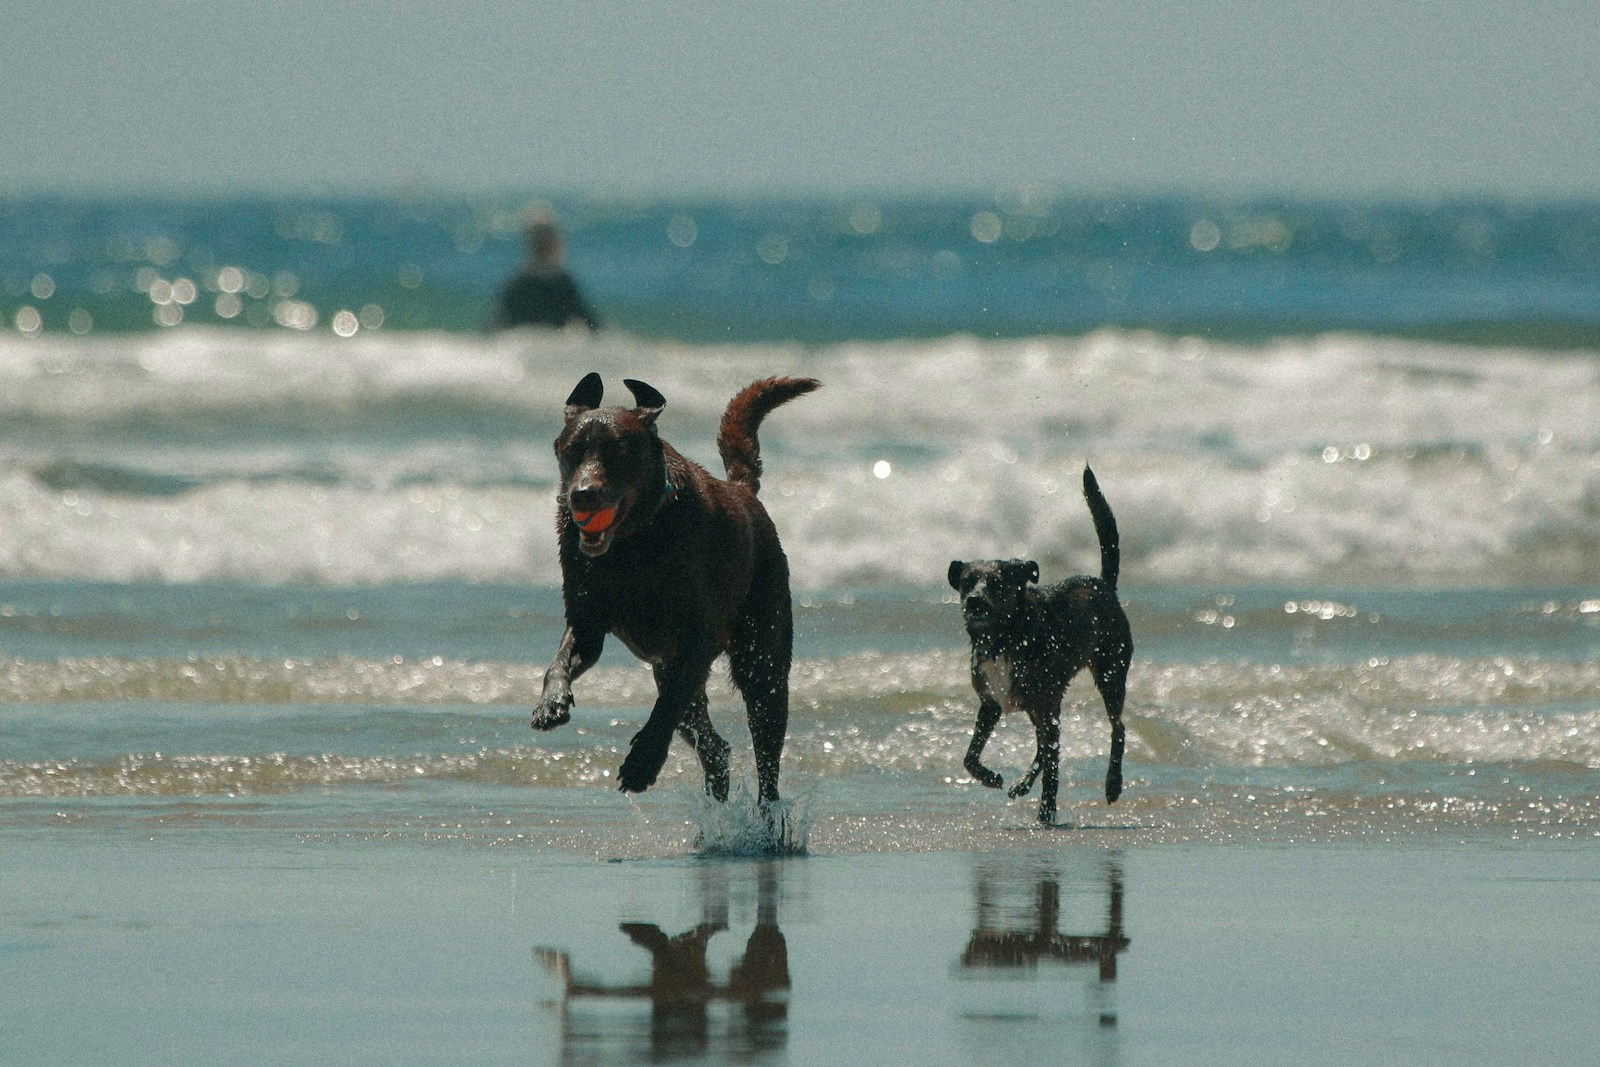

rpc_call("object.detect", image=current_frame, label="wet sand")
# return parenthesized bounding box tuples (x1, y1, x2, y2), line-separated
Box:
(3, 835, 1596, 1066)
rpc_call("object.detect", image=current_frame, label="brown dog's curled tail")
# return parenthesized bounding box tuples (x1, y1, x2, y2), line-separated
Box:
(717, 377, 821, 493)
(1083, 465, 1120, 593)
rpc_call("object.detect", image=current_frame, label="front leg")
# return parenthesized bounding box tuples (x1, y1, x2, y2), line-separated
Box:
(1009, 706, 1062, 826)
(1007, 705, 1046, 800)
(532, 625, 604, 731)
(1007, 759, 1042, 799)
(1035, 711, 1062, 825)
(964, 697, 1004, 788)
(617, 638, 719, 794)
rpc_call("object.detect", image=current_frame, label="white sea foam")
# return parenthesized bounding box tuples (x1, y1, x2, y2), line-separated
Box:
(3, 651, 1596, 781)
(1, 328, 1595, 586)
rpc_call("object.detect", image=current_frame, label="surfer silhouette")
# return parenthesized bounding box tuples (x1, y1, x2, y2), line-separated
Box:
(492, 212, 600, 331)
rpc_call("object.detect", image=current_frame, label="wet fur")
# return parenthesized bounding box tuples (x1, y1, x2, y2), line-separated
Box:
(532, 373, 820, 806)
(948, 467, 1132, 823)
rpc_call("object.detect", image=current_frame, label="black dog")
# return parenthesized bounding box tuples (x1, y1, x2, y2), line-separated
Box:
(947, 466, 1132, 824)
(532, 373, 819, 807)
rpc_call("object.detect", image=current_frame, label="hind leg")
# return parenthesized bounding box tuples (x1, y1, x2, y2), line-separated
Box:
(1092, 653, 1130, 805)
(732, 652, 788, 806)
(729, 605, 792, 808)
(665, 670, 731, 802)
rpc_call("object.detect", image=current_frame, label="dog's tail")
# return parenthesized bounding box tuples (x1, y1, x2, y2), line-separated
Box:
(718, 377, 821, 493)
(1083, 465, 1120, 592)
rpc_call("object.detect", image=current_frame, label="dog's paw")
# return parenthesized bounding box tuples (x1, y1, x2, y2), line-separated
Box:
(964, 761, 1003, 789)
(1105, 774, 1123, 805)
(530, 696, 572, 731)
(617, 731, 671, 793)
(1007, 779, 1034, 799)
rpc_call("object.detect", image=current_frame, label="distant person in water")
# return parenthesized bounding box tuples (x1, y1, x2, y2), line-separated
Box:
(493, 212, 600, 331)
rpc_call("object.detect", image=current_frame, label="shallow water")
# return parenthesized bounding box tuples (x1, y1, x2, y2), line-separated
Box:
(3, 839, 1596, 1066)
(2, 579, 1596, 851)
(1, 324, 1592, 851)
(1, 311, 1597, 1067)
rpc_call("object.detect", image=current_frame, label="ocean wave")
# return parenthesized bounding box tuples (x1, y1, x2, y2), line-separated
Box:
(2, 445, 1595, 587)
(1, 329, 1596, 586)
(2, 652, 1596, 802)
(4, 328, 1596, 451)
(0, 748, 621, 798)
(10, 649, 1596, 711)
(0, 470, 551, 584)
(0, 653, 550, 705)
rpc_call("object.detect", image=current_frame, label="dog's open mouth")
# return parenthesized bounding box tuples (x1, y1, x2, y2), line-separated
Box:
(962, 599, 995, 629)
(571, 500, 628, 556)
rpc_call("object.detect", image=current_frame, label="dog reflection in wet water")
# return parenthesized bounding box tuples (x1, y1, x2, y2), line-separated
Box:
(948, 467, 1133, 824)
(532, 372, 819, 822)
(536, 863, 790, 1060)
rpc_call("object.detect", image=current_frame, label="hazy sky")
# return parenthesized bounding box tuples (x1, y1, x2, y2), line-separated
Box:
(7, 0, 1597, 199)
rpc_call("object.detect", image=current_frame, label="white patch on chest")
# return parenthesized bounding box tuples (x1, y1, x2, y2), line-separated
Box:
(977, 654, 1014, 707)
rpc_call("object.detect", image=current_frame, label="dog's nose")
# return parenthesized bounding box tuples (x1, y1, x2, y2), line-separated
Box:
(569, 483, 607, 511)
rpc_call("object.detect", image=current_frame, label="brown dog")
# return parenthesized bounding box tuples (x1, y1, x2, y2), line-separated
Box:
(947, 466, 1132, 824)
(532, 373, 819, 807)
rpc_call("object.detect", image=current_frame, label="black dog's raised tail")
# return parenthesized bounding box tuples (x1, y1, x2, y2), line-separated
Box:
(717, 377, 821, 493)
(1083, 465, 1120, 592)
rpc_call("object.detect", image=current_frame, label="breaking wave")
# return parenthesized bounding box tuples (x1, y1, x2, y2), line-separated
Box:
(1, 328, 1597, 588)
(4, 650, 1596, 801)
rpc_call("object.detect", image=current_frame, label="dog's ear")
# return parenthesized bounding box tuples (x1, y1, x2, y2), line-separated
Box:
(947, 561, 967, 590)
(564, 373, 603, 419)
(1003, 559, 1039, 585)
(622, 378, 666, 428)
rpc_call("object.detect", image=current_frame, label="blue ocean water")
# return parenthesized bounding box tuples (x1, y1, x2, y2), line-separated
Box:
(3, 189, 1600, 1067)
(4, 192, 1599, 1067)
(1, 192, 1597, 856)
(4, 193, 1599, 344)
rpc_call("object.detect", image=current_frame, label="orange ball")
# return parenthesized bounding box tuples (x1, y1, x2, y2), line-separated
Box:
(572, 506, 617, 533)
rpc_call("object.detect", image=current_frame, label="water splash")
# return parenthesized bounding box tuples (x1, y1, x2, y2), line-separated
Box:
(689, 779, 813, 857)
